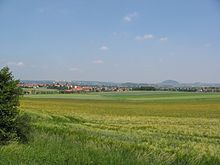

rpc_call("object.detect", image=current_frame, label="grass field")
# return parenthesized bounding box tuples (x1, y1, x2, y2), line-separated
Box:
(1, 91, 220, 164)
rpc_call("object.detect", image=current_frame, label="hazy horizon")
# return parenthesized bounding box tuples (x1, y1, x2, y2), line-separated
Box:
(20, 79, 220, 85)
(0, 0, 220, 83)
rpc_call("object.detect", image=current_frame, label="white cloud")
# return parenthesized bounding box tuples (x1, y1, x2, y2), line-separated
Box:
(92, 60, 104, 64)
(7, 61, 25, 67)
(124, 16, 132, 22)
(58, 9, 71, 15)
(69, 67, 80, 72)
(143, 34, 154, 39)
(135, 34, 154, 41)
(204, 43, 212, 48)
(36, 7, 49, 14)
(124, 12, 139, 22)
(113, 32, 117, 36)
(99, 46, 109, 51)
(135, 34, 168, 42)
(160, 37, 168, 42)
(159, 58, 163, 63)
(112, 32, 130, 39)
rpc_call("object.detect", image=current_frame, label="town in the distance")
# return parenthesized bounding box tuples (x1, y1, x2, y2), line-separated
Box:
(18, 80, 220, 95)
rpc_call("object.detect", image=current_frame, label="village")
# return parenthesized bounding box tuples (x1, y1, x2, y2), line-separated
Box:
(18, 81, 220, 95)
(18, 82, 131, 95)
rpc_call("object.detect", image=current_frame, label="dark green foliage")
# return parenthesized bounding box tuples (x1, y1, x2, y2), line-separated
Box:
(133, 86, 157, 91)
(0, 66, 30, 144)
(14, 112, 32, 143)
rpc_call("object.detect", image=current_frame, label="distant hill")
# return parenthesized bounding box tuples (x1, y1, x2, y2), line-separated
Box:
(159, 80, 180, 87)
(190, 82, 220, 87)
(72, 81, 119, 87)
(120, 82, 141, 87)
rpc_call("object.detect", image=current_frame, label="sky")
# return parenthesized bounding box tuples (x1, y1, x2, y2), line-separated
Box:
(0, 0, 220, 83)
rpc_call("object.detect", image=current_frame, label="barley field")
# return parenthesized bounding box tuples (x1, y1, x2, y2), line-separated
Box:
(1, 91, 220, 165)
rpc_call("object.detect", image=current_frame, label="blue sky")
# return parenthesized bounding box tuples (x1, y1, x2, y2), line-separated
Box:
(0, 0, 220, 83)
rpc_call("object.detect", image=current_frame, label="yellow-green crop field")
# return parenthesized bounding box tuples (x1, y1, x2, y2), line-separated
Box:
(1, 91, 220, 165)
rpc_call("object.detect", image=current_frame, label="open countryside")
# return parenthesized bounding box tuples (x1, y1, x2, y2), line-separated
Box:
(1, 91, 220, 164)
(1, 0, 220, 164)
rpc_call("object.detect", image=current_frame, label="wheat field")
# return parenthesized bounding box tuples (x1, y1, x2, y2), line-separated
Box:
(1, 91, 220, 165)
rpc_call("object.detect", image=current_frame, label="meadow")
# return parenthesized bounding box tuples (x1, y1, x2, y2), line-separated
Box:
(1, 91, 220, 165)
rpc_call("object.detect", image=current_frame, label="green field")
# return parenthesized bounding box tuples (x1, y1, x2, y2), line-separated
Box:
(1, 91, 220, 164)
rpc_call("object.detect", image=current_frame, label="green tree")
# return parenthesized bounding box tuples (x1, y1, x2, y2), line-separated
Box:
(0, 66, 30, 144)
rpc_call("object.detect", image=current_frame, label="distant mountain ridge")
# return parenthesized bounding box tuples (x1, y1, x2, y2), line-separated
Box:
(159, 80, 180, 87)
(20, 80, 220, 88)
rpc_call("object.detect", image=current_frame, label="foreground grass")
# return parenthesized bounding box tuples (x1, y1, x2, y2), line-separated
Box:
(1, 92, 220, 164)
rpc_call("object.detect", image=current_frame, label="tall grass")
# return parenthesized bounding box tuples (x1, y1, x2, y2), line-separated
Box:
(1, 92, 220, 164)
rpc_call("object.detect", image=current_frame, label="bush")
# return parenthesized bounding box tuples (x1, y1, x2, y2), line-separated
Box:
(14, 112, 32, 143)
(0, 66, 31, 144)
